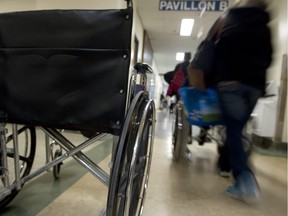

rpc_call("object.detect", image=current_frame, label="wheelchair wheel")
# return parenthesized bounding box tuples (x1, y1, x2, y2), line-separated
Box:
(107, 92, 155, 216)
(0, 125, 36, 209)
(217, 126, 253, 157)
(53, 149, 63, 179)
(172, 102, 189, 161)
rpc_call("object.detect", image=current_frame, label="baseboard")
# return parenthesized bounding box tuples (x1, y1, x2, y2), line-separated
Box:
(252, 133, 287, 158)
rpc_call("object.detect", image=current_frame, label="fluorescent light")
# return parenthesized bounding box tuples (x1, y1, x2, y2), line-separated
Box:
(176, 52, 184, 61)
(180, 18, 194, 36)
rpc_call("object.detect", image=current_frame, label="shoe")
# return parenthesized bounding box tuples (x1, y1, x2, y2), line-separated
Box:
(198, 138, 205, 146)
(217, 162, 231, 177)
(218, 170, 230, 178)
(226, 171, 260, 204)
(226, 184, 243, 200)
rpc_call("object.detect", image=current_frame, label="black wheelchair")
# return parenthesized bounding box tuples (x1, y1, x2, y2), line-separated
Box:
(0, 1, 156, 215)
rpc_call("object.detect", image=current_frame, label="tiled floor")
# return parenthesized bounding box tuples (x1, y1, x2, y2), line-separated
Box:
(1, 110, 287, 216)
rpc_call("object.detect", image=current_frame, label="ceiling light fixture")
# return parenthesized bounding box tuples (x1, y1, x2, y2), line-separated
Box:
(176, 52, 184, 61)
(180, 18, 194, 36)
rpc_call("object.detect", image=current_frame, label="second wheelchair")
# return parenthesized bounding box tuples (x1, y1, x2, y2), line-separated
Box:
(171, 87, 252, 162)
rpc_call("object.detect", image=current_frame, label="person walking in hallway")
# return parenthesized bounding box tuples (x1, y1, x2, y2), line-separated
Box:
(208, 0, 273, 203)
(166, 52, 191, 100)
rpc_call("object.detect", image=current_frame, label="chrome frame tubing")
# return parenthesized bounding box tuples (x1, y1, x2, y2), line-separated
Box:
(0, 123, 35, 200)
(18, 128, 110, 187)
(127, 63, 153, 110)
(0, 123, 11, 198)
(124, 99, 155, 215)
(12, 124, 21, 190)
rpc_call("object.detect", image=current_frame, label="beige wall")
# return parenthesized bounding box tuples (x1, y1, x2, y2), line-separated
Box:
(133, 1, 161, 106)
(268, 0, 287, 142)
(0, 0, 36, 12)
(0, 0, 123, 11)
(36, 0, 119, 10)
(268, 0, 287, 82)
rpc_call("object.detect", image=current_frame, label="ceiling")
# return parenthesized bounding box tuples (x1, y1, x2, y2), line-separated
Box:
(135, 0, 235, 75)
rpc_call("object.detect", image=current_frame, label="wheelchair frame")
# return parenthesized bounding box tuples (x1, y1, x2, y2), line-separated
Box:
(0, 1, 155, 215)
(172, 101, 252, 162)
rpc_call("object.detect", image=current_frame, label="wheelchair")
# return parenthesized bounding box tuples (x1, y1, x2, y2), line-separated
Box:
(172, 98, 252, 162)
(0, 1, 156, 215)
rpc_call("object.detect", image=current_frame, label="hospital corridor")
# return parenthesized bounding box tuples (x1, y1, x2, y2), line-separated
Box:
(0, 0, 287, 215)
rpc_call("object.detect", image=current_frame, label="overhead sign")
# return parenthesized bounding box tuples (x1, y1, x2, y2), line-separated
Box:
(159, 0, 229, 12)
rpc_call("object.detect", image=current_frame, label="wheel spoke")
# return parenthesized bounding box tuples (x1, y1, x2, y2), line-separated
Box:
(106, 92, 155, 216)
(118, 164, 130, 196)
(0, 125, 36, 209)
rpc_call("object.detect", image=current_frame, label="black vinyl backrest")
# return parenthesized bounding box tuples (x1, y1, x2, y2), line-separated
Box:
(0, 8, 133, 134)
(0, 9, 132, 49)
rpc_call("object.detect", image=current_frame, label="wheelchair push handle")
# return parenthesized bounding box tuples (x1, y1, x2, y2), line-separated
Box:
(125, 0, 133, 8)
(134, 63, 153, 75)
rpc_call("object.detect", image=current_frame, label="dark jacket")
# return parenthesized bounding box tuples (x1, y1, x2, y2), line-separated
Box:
(212, 7, 273, 95)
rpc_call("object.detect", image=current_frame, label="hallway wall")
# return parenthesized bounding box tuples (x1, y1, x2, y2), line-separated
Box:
(268, 0, 287, 142)
(0, 0, 123, 11)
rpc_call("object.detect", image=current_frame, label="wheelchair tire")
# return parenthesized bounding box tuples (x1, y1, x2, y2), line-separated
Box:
(0, 125, 36, 209)
(107, 92, 155, 216)
(53, 149, 63, 179)
(172, 102, 189, 161)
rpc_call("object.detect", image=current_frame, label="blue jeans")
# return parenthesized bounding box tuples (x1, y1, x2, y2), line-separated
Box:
(217, 82, 261, 178)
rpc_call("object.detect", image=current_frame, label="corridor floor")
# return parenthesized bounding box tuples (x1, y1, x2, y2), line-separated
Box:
(1, 110, 287, 216)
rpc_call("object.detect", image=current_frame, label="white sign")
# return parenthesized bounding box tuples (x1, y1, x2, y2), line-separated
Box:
(159, 0, 229, 12)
